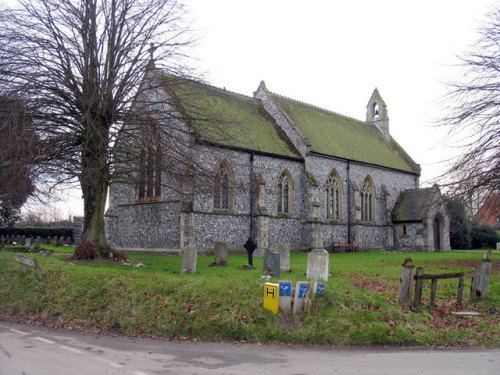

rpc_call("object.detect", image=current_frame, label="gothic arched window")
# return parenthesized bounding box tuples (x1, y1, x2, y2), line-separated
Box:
(361, 177, 375, 222)
(214, 161, 233, 210)
(278, 170, 293, 214)
(326, 170, 342, 220)
(137, 134, 162, 201)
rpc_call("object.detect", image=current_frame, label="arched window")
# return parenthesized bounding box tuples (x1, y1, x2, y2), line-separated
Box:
(361, 177, 375, 222)
(373, 102, 380, 119)
(214, 161, 233, 210)
(278, 170, 293, 214)
(326, 170, 342, 220)
(137, 137, 162, 201)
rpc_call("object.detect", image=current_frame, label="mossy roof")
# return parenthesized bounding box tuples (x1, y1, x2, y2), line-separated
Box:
(163, 77, 300, 158)
(392, 187, 439, 222)
(272, 95, 418, 173)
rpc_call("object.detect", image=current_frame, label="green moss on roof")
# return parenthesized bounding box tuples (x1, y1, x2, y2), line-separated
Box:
(274, 95, 417, 172)
(165, 78, 300, 158)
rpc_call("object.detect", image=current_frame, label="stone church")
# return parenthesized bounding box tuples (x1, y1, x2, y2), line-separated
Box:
(105, 68, 450, 253)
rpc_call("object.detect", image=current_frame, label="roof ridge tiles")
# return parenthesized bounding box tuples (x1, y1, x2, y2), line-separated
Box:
(270, 91, 366, 126)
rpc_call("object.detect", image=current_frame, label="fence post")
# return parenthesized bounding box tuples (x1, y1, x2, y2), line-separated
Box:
(398, 258, 414, 305)
(456, 277, 464, 305)
(473, 251, 492, 300)
(413, 267, 424, 307)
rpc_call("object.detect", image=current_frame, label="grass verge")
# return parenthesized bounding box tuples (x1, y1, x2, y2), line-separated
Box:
(0, 247, 498, 347)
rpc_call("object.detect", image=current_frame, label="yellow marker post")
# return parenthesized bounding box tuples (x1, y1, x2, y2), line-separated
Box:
(263, 282, 279, 315)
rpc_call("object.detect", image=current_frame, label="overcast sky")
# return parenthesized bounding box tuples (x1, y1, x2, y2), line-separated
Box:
(21, 0, 499, 218)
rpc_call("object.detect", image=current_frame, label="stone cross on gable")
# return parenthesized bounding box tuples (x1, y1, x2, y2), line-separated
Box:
(149, 43, 157, 61)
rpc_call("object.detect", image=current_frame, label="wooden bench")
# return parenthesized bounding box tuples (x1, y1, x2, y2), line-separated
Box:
(15, 254, 43, 280)
(331, 239, 358, 253)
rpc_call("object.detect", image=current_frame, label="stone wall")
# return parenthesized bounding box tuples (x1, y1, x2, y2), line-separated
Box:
(105, 201, 181, 249)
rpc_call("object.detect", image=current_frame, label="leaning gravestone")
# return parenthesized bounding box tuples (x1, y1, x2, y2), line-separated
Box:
(277, 243, 290, 272)
(263, 250, 280, 278)
(181, 248, 197, 274)
(212, 242, 228, 266)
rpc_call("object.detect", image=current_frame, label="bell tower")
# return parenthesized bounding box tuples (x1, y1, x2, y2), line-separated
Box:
(366, 88, 390, 139)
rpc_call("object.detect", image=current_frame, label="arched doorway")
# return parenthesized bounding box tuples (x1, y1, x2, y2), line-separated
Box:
(433, 215, 442, 251)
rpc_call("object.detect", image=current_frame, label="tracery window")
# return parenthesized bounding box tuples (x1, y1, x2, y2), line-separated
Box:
(278, 170, 293, 214)
(361, 177, 375, 222)
(326, 170, 342, 220)
(214, 161, 233, 210)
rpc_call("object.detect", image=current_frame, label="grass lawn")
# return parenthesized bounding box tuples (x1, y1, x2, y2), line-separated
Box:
(0, 245, 498, 347)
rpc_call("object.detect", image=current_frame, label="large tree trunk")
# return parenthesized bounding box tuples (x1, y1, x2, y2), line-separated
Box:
(76, 120, 111, 259)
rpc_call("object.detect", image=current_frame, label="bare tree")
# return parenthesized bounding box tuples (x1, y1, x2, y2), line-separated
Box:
(0, 93, 37, 226)
(0, 0, 202, 258)
(441, 7, 500, 204)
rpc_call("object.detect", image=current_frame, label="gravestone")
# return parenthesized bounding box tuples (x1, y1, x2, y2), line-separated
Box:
(25, 237, 32, 248)
(58, 236, 65, 246)
(212, 242, 228, 266)
(277, 243, 290, 272)
(50, 236, 57, 246)
(293, 281, 311, 316)
(263, 250, 280, 278)
(20, 236, 26, 246)
(306, 249, 329, 282)
(34, 236, 41, 250)
(496, 242, 500, 250)
(0, 235, 5, 247)
(181, 248, 197, 274)
(279, 280, 292, 314)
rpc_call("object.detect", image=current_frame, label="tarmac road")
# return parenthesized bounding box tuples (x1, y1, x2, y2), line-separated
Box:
(0, 320, 498, 375)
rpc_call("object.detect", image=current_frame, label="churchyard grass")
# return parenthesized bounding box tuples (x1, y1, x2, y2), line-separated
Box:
(0, 249, 498, 347)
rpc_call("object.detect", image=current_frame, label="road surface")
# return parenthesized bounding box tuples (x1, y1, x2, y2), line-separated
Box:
(0, 321, 498, 375)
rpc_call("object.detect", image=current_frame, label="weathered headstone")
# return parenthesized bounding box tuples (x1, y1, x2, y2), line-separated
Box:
(34, 236, 41, 250)
(0, 235, 5, 247)
(25, 237, 32, 248)
(398, 257, 414, 305)
(263, 250, 280, 278)
(181, 248, 197, 274)
(263, 282, 279, 315)
(313, 281, 326, 296)
(306, 249, 329, 281)
(278, 243, 290, 272)
(293, 281, 311, 316)
(58, 236, 64, 246)
(496, 242, 500, 250)
(50, 236, 57, 246)
(20, 236, 26, 246)
(279, 280, 292, 314)
(212, 242, 228, 266)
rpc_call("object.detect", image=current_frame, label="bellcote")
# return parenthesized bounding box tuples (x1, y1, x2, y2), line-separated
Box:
(366, 88, 390, 139)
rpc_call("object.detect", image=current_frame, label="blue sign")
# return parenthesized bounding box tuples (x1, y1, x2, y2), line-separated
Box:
(279, 282, 292, 297)
(315, 283, 326, 296)
(298, 283, 310, 298)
